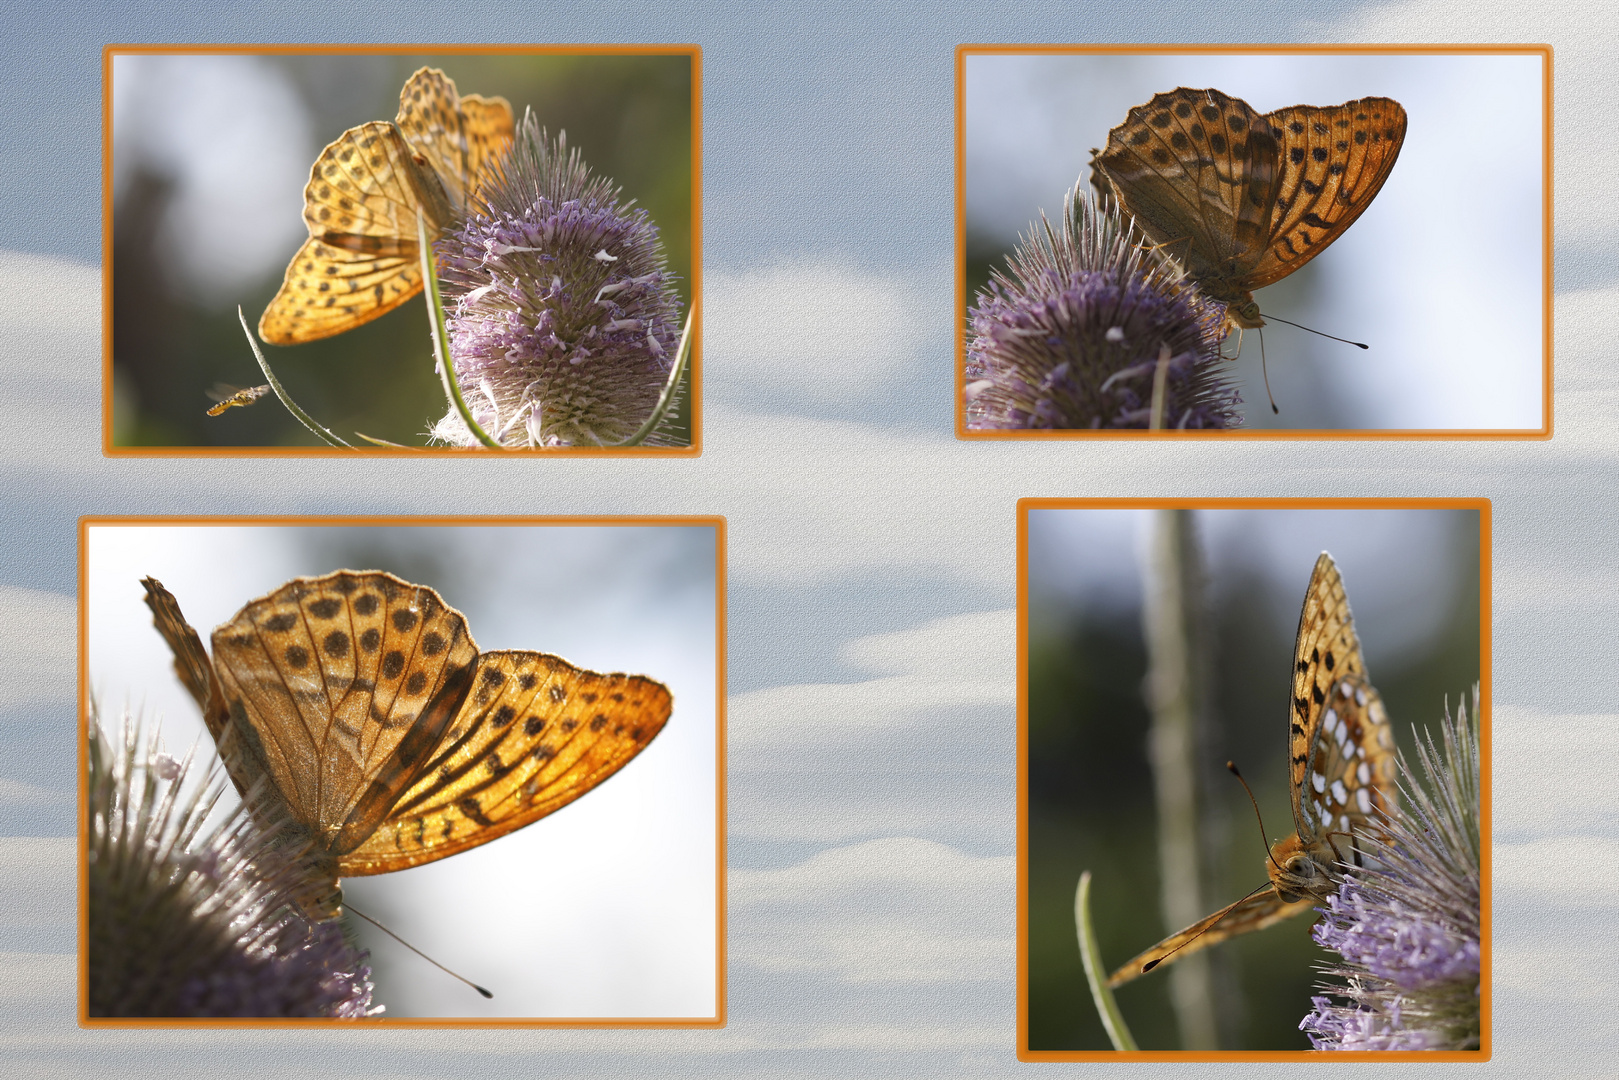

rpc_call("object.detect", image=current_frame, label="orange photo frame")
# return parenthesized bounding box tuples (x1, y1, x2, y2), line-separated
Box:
(79, 515, 726, 1026)
(957, 45, 1551, 439)
(104, 45, 702, 456)
(1016, 497, 1489, 1058)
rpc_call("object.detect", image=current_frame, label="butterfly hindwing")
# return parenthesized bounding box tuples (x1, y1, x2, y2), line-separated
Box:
(339, 651, 672, 875)
(257, 69, 514, 345)
(207, 571, 480, 852)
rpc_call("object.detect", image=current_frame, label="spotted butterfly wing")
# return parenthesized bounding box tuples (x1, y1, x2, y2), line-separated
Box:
(141, 571, 671, 914)
(1094, 88, 1406, 330)
(258, 68, 514, 345)
(1106, 552, 1396, 987)
(1288, 553, 1397, 859)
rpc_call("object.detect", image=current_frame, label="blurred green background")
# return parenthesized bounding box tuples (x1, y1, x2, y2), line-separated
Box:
(110, 51, 694, 448)
(1023, 507, 1482, 1050)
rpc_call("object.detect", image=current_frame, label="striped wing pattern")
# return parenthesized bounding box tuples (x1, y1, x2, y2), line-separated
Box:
(257, 67, 514, 345)
(141, 571, 669, 895)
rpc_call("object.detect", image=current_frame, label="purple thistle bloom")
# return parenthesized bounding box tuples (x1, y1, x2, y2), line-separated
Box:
(88, 711, 377, 1018)
(964, 191, 1240, 430)
(1301, 690, 1481, 1051)
(432, 115, 685, 447)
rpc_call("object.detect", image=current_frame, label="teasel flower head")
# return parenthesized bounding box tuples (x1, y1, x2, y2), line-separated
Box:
(430, 113, 685, 447)
(87, 707, 378, 1018)
(1300, 688, 1482, 1051)
(964, 189, 1240, 430)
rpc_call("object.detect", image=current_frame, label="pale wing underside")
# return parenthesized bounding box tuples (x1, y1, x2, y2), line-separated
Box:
(394, 67, 514, 218)
(208, 571, 480, 856)
(339, 652, 672, 875)
(1107, 886, 1315, 988)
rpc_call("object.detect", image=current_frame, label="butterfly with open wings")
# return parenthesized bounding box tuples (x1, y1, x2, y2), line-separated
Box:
(1108, 552, 1398, 987)
(1091, 88, 1406, 335)
(142, 571, 671, 918)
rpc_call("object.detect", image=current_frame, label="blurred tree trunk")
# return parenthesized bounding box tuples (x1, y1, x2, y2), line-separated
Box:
(1139, 509, 1217, 1049)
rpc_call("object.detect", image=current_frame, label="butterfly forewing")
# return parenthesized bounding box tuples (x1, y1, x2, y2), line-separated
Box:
(1249, 98, 1408, 290)
(1096, 87, 1405, 329)
(257, 68, 514, 345)
(340, 653, 672, 875)
(1107, 887, 1315, 988)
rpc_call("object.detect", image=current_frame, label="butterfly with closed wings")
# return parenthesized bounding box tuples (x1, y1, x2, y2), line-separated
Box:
(1108, 552, 1398, 987)
(1092, 88, 1406, 336)
(258, 67, 514, 345)
(142, 570, 671, 919)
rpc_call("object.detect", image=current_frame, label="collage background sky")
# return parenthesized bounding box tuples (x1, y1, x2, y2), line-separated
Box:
(2, 0, 1617, 1073)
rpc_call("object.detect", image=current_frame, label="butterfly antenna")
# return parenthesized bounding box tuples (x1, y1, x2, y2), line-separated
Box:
(1262, 314, 1369, 350)
(1259, 327, 1278, 414)
(1226, 761, 1286, 880)
(346, 902, 494, 999)
(1139, 879, 1277, 974)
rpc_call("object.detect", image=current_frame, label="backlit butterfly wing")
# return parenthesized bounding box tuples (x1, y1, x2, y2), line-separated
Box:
(1107, 887, 1314, 988)
(141, 571, 670, 912)
(258, 69, 513, 345)
(1288, 553, 1398, 859)
(1246, 99, 1407, 291)
(340, 651, 671, 875)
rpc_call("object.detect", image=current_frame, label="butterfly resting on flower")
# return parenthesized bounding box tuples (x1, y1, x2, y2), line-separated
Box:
(142, 571, 671, 919)
(1091, 88, 1406, 336)
(1108, 552, 1398, 987)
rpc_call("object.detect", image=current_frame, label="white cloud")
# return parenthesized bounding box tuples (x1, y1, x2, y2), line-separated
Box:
(703, 263, 941, 401)
(0, 586, 75, 709)
(731, 837, 1013, 984)
(730, 610, 1013, 748)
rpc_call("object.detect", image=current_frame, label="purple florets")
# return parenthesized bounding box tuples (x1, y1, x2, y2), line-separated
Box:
(432, 117, 683, 447)
(965, 192, 1240, 430)
(1300, 691, 1481, 1051)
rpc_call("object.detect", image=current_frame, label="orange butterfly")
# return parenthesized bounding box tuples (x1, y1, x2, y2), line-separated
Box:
(258, 67, 514, 345)
(1092, 88, 1406, 334)
(1108, 552, 1398, 987)
(142, 571, 670, 918)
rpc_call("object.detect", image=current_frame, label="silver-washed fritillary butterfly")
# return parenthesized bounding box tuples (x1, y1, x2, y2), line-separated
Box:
(142, 571, 671, 917)
(258, 68, 514, 345)
(1108, 552, 1398, 986)
(1092, 88, 1407, 334)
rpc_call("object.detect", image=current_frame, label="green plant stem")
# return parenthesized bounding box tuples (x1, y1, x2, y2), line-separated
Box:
(418, 210, 502, 449)
(236, 308, 350, 448)
(618, 307, 694, 447)
(1075, 871, 1138, 1051)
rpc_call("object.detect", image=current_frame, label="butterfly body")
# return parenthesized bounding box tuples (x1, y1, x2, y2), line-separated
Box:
(142, 571, 671, 918)
(259, 68, 514, 345)
(1108, 553, 1397, 987)
(1093, 88, 1407, 333)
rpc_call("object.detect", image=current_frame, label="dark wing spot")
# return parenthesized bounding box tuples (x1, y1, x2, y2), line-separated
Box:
(264, 612, 298, 632)
(360, 627, 380, 652)
(493, 705, 516, 728)
(1311, 147, 1328, 162)
(421, 631, 446, 656)
(518, 672, 537, 690)
(1312, 684, 1326, 705)
(322, 630, 349, 658)
(354, 593, 380, 615)
(309, 598, 341, 619)
(1355, 130, 1367, 145)
(406, 670, 428, 695)
(1208, 132, 1226, 154)
(392, 609, 418, 632)
(382, 650, 405, 679)
(524, 716, 545, 735)
(1170, 131, 1189, 151)
(1302, 179, 1322, 195)
(1152, 110, 1172, 127)
(589, 714, 608, 732)
(1200, 104, 1219, 122)
(1130, 129, 1150, 146)
(285, 644, 310, 669)
(561, 719, 578, 733)
(582, 693, 598, 704)
(1150, 148, 1170, 165)
(1324, 649, 1337, 670)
